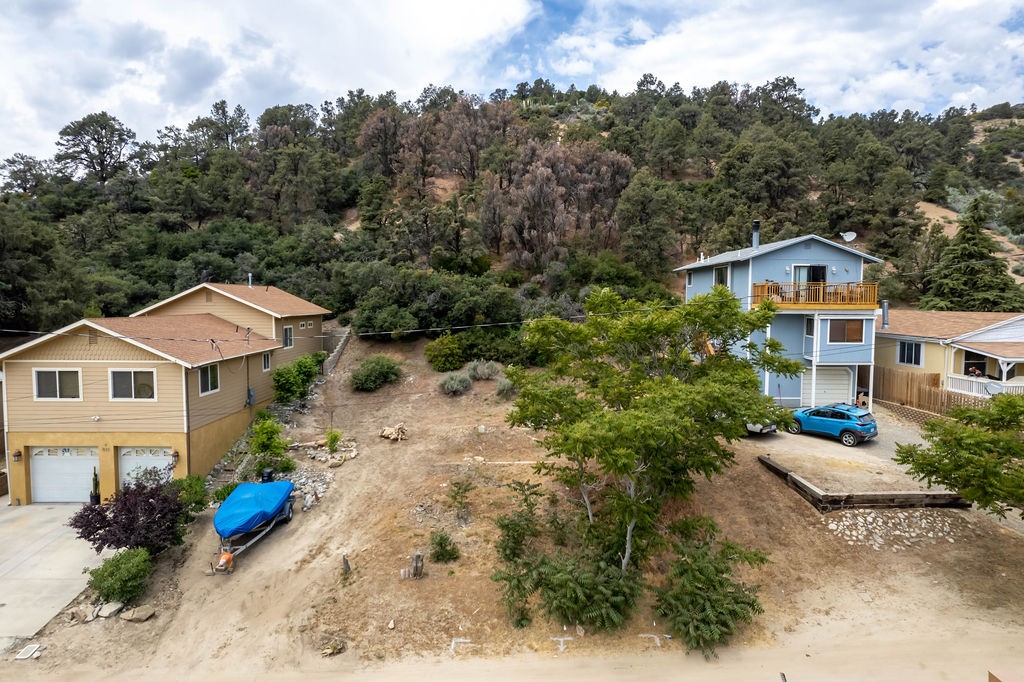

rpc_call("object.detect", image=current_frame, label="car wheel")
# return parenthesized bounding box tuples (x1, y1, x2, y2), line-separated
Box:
(786, 421, 802, 434)
(840, 431, 858, 447)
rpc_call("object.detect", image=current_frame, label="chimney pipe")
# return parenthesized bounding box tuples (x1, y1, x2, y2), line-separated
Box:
(248, 272, 253, 288)
(752, 219, 761, 249)
(881, 299, 890, 329)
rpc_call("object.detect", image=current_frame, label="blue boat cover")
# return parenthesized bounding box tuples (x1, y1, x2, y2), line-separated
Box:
(214, 480, 295, 538)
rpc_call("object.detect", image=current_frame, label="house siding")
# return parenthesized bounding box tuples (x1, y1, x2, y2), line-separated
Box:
(139, 292, 276, 337)
(3, 359, 184, 433)
(748, 242, 866, 290)
(273, 316, 324, 365)
(959, 318, 1024, 342)
(186, 356, 255, 430)
(875, 337, 948, 375)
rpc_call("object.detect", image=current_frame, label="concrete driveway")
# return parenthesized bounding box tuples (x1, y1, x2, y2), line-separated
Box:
(0, 497, 105, 653)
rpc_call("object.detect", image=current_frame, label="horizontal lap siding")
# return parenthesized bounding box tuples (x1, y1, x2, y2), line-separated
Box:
(142, 292, 275, 337)
(187, 355, 254, 430)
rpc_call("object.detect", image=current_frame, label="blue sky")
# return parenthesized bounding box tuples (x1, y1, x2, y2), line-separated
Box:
(2, 0, 1023, 160)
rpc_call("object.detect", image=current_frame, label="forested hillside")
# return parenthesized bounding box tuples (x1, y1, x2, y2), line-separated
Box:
(3, 76, 1024, 338)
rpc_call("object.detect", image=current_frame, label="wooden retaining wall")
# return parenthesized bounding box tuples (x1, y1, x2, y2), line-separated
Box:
(758, 455, 970, 513)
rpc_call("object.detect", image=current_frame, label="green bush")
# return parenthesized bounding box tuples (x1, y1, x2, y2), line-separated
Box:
(439, 372, 472, 396)
(171, 475, 208, 518)
(350, 354, 402, 391)
(466, 359, 502, 380)
(429, 531, 460, 563)
(535, 553, 643, 631)
(272, 352, 327, 403)
(249, 418, 286, 457)
(87, 548, 153, 603)
(424, 332, 464, 372)
(325, 428, 342, 452)
(252, 453, 296, 476)
(496, 378, 518, 400)
(213, 482, 239, 503)
(653, 517, 769, 660)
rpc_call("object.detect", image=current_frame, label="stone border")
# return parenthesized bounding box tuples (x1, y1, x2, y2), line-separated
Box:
(873, 399, 947, 428)
(758, 454, 969, 513)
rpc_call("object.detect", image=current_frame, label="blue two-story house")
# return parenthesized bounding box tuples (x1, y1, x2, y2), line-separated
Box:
(675, 224, 883, 408)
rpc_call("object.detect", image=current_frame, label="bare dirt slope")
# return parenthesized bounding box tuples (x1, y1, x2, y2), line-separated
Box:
(6, 336, 1024, 680)
(918, 200, 1024, 283)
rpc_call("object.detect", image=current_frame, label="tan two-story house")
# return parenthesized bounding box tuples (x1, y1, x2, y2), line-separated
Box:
(1, 283, 330, 505)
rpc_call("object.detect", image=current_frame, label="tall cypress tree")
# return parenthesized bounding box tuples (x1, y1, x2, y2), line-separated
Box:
(920, 198, 1024, 312)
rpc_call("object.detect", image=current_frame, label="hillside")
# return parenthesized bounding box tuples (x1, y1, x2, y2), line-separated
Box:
(6, 336, 1024, 678)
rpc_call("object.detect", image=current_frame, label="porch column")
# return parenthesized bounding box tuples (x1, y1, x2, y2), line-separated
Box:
(867, 362, 874, 412)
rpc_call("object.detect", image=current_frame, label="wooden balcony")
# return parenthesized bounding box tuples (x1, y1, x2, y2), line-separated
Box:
(752, 281, 878, 309)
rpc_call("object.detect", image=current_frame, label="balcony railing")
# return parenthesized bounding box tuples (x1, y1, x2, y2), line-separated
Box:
(946, 374, 1024, 398)
(752, 281, 878, 308)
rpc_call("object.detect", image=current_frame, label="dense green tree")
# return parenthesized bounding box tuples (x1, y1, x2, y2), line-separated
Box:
(614, 168, 682, 277)
(920, 197, 1024, 311)
(895, 393, 1024, 519)
(55, 112, 137, 184)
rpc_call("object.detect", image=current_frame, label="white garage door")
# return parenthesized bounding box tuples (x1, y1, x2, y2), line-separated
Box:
(30, 446, 99, 503)
(801, 367, 854, 406)
(119, 447, 175, 488)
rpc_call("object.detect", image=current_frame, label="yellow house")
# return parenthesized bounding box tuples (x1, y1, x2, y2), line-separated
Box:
(1, 284, 330, 505)
(875, 309, 1024, 398)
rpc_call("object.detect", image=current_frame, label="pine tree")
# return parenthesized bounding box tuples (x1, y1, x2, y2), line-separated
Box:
(919, 197, 1024, 312)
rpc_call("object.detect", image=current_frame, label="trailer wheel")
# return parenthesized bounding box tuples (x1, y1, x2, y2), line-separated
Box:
(283, 503, 294, 523)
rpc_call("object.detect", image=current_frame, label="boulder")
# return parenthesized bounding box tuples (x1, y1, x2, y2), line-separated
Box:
(98, 601, 124, 618)
(120, 605, 156, 623)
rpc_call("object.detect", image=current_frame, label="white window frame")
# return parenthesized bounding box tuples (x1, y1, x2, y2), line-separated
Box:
(109, 369, 157, 400)
(283, 325, 294, 349)
(262, 352, 271, 372)
(827, 319, 865, 345)
(298, 321, 306, 329)
(33, 368, 83, 401)
(897, 341, 923, 367)
(712, 265, 730, 288)
(199, 364, 220, 396)
(804, 317, 815, 337)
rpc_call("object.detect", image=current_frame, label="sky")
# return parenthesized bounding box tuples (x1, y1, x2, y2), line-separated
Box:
(2, 0, 1023, 160)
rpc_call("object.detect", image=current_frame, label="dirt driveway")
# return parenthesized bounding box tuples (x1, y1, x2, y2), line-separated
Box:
(4, 336, 1024, 680)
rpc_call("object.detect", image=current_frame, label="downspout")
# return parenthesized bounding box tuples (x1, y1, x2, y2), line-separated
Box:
(2, 360, 9, 506)
(182, 368, 192, 475)
(811, 313, 820, 406)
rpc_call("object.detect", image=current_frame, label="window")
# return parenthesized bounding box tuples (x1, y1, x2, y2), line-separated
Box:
(713, 265, 729, 287)
(964, 351, 987, 378)
(110, 370, 156, 399)
(283, 325, 294, 348)
(897, 341, 923, 367)
(805, 318, 815, 336)
(199, 364, 220, 395)
(299, 321, 306, 329)
(34, 369, 81, 400)
(828, 319, 864, 343)
(686, 271, 693, 287)
(262, 352, 271, 372)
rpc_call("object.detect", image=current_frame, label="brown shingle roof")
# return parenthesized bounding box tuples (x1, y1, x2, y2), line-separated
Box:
(879, 310, 1021, 340)
(204, 283, 331, 317)
(956, 341, 1024, 361)
(91, 314, 280, 367)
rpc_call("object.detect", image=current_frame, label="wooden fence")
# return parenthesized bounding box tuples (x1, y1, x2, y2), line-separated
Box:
(872, 366, 989, 415)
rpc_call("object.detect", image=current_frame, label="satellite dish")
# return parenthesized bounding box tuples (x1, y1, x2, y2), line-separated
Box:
(840, 231, 858, 243)
(985, 381, 1004, 395)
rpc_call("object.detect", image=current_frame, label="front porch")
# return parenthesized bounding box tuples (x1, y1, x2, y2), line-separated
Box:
(945, 374, 1024, 398)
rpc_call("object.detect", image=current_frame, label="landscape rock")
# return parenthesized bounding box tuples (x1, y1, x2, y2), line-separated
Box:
(98, 602, 124, 618)
(120, 605, 156, 622)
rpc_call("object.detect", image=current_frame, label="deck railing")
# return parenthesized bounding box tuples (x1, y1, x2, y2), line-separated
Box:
(946, 374, 1024, 398)
(752, 281, 878, 308)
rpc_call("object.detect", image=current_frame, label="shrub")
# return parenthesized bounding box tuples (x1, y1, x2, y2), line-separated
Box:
(466, 359, 502, 381)
(653, 517, 768, 660)
(69, 473, 187, 554)
(249, 418, 287, 457)
(496, 378, 518, 400)
(325, 428, 342, 452)
(252, 453, 296, 476)
(87, 548, 153, 603)
(429, 531, 460, 563)
(350, 355, 402, 391)
(440, 372, 472, 396)
(535, 553, 643, 631)
(171, 475, 208, 518)
(272, 352, 328, 403)
(424, 332, 464, 372)
(213, 482, 239, 503)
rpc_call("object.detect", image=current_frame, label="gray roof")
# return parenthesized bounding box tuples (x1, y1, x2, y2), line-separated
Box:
(673, 235, 882, 272)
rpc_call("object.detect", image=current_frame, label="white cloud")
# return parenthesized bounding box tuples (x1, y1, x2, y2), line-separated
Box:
(0, 0, 1022, 159)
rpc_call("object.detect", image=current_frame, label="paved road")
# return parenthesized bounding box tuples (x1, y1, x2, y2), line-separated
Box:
(0, 497, 104, 653)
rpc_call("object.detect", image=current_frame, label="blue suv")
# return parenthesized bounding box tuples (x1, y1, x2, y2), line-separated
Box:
(786, 403, 878, 447)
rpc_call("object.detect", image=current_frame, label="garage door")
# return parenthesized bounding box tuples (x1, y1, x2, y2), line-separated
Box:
(801, 367, 853, 406)
(119, 447, 175, 488)
(30, 446, 99, 503)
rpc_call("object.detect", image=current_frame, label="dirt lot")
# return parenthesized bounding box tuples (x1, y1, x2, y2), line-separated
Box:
(4, 336, 1024, 680)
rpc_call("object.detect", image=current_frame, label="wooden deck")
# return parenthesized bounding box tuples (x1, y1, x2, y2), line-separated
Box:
(752, 281, 878, 309)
